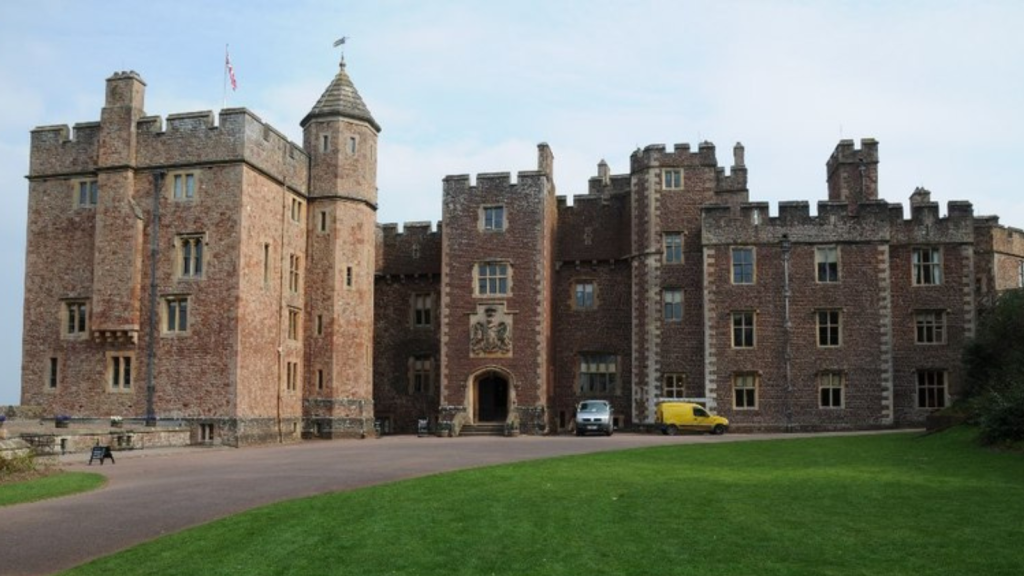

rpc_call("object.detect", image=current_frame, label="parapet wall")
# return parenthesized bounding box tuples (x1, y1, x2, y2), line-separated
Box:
(376, 221, 443, 275)
(30, 107, 308, 192)
(703, 198, 975, 245)
(630, 141, 719, 171)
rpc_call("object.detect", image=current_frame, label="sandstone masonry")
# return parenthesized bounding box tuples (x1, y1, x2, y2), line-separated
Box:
(22, 61, 1024, 443)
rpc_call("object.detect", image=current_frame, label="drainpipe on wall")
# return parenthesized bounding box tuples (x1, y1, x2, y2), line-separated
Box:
(145, 171, 164, 427)
(781, 234, 793, 432)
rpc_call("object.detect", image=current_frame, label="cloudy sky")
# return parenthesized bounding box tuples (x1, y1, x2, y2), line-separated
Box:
(1, 0, 1022, 405)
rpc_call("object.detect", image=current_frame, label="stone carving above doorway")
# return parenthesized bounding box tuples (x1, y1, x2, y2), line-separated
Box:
(470, 303, 512, 357)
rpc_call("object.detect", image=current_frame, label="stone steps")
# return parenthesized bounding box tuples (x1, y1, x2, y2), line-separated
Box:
(459, 423, 506, 437)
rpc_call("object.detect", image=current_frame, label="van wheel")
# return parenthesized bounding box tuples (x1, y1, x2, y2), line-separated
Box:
(666, 425, 679, 436)
(606, 428, 613, 437)
(712, 424, 725, 435)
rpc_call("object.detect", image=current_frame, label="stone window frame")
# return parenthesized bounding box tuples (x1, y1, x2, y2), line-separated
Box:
(285, 360, 300, 392)
(321, 133, 330, 153)
(348, 135, 358, 155)
(345, 265, 354, 289)
(481, 205, 506, 232)
(199, 423, 216, 442)
(731, 311, 756, 349)
(1018, 260, 1024, 288)
(106, 351, 134, 393)
(663, 287, 683, 322)
(475, 260, 511, 297)
(316, 314, 324, 336)
(176, 233, 206, 279)
(62, 299, 89, 339)
(412, 293, 433, 328)
(74, 178, 99, 208)
(162, 295, 190, 335)
(663, 373, 685, 398)
(914, 310, 947, 345)
(816, 309, 842, 348)
(288, 254, 302, 294)
(46, 355, 61, 392)
(733, 371, 759, 410)
(287, 307, 301, 341)
(573, 280, 596, 311)
(731, 246, 756, 285)
(815, 245, 839, 283)
(316, 369, 325, 390)
(663, 168, 684, 190)
(664, 233, 683, 264)
(818, 371, 845, 408)
(290, 197, 305, 223)
(916, 369, 947, 409)
(578, 353, 619, 396)
(317, 210, 329, 233)
(168, 171, 198, 202)
(912, 247, 943, 286)
(409, 354, 434, 394)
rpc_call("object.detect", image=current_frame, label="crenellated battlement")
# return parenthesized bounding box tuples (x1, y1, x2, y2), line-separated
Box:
(378, 220, 442, 240)
(376, 220, 443, 276)
(630, 140, 719, 172)
(703, 196, 975, 246)
(30, 98, 308, 191)
(29, 122, 102, 176)
(442, 169, 551, 197)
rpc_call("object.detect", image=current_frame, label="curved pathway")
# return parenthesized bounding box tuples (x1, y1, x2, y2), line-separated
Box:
(1, 430, 910, 575)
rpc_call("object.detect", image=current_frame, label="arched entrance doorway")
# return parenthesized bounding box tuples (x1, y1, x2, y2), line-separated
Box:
(475, 372, 509, 422)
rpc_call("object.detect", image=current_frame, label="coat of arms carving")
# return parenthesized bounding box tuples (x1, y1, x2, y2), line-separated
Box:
(470, 304, 512, 357)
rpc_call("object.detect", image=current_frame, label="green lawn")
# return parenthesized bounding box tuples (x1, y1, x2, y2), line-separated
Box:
(0, 472, 106, 507)
(65, 428, 1024, 576)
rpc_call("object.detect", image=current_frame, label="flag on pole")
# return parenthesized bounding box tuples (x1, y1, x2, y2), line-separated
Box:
(333, 36, 347, 47)
(226, 49, 237, 91)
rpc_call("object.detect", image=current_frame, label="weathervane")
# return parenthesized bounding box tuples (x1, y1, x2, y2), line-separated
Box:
(333, 36, 349, 64)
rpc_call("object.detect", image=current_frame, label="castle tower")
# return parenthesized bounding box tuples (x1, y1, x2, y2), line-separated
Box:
(92, 71, 147, 344)
(300, 57, 380, 437)
(827, 138, 879, 206)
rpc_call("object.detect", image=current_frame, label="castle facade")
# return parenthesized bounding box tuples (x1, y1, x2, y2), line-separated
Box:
(21, 61, 1024, 444)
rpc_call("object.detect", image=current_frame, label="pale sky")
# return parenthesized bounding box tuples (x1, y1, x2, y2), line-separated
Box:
(1, 0, 1022, 405)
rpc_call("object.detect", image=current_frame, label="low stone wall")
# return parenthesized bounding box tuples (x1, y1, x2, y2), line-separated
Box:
(0, 438, 33, 461)
(18, 428, 191, 456)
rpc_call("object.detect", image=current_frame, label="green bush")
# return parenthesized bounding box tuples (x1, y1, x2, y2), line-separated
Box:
(964, 289, 1024, 444)
(976, 385, 1024, 445)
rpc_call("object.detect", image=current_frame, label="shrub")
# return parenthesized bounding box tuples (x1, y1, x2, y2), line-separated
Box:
(0, 451, 36, 478)
(976, 386, 1024, 446)
(963, 289, 1024, 444)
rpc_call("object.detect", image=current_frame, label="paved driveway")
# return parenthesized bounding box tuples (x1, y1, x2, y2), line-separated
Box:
(1, 431, 908, 575)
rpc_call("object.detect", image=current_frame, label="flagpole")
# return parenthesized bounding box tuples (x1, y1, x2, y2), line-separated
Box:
(222, 44, 228, 110)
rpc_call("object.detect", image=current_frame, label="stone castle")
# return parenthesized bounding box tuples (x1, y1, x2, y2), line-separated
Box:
(21, 58, 1024, 445)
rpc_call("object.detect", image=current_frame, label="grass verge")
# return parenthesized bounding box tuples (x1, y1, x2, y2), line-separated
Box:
(0, 471, 106, 507)
(66, 428, 1024, 575)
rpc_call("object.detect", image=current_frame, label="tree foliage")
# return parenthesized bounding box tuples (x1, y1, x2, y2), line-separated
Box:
(963, 288, 1024, 444)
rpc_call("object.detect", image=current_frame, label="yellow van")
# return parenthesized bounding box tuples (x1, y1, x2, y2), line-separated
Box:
(655, 401, 729, 435)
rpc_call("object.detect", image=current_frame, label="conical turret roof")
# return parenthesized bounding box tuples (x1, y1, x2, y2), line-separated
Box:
(301, 59, 380, 132)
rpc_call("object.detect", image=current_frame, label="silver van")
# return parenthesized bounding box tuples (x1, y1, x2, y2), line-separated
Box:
(575, 400, 613, 436)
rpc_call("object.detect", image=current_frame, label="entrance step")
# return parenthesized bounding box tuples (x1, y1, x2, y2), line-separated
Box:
(459, 423, 506, 437)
